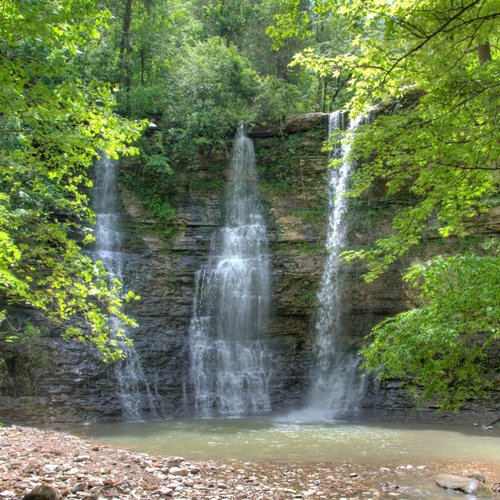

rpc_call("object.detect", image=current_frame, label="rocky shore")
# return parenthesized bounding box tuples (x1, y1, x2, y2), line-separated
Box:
(1, 425, 499, 499)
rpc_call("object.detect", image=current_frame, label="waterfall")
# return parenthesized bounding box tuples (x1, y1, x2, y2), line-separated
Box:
(189, 126, 272, 418)
(305, 111, 367, 420)
(92, 155, 156, 421)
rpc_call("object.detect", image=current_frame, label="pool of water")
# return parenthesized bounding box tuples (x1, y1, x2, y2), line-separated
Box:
(71, 418, 500, 464)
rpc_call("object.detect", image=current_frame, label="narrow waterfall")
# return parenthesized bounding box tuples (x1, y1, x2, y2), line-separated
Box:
(189, 126, 272, 418)
(306, 111, 367, 419)
(93, 155, 156, 421)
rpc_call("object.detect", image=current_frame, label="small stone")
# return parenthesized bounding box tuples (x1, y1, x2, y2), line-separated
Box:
(170, 467, 189, 476)
(74, 455, 90, 463)
(71, 483, 87, 493)
(155, 487, 173, 496)
(166, 457, 184, 467)
(350, 473, 358, 478)
(42, 464, 59, 473)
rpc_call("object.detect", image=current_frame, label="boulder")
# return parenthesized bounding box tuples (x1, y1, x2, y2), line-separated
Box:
(435, 474, 483, 494)
(23, 485, 61, 499)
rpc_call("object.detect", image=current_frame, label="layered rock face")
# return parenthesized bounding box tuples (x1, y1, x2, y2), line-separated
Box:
(0, 114, 498, 424)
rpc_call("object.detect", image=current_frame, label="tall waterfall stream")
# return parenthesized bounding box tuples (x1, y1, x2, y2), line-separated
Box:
(93, 155, 156, 421)
(189, 127, 272, 417)
(289, 111, 368, 421)
(309, 111, 368, 418)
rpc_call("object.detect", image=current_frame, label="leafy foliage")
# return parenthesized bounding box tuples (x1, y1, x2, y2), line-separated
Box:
(0, 0, 145, 360)
(270, 0, 499, 407)
(121, 131, 178, 230)
(253, 74, 317, 129)
(362, 252, 500, 410)
(162, 37, 258, 165)
(0, 320, 50, 394)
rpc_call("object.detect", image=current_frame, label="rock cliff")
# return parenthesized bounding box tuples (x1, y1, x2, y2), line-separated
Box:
(0, 114, 497, 424)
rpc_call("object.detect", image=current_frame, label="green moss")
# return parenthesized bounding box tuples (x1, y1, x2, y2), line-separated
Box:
(289, 202, 326, 225)
(278, 274, 319, 309)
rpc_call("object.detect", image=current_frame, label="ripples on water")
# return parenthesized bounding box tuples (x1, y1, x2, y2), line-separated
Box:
(73, 418, 500, 464)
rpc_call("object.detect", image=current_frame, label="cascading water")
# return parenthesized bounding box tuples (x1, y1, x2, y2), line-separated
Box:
(301, 111, 367, 420)
(92, 155, 156, 421)
(189, 126, 272, 418)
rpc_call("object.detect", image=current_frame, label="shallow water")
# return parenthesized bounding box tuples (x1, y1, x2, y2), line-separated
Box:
(72, 418, 500, 464)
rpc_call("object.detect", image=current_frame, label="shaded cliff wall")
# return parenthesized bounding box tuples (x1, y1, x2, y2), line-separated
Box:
(0, 114, 498, 424)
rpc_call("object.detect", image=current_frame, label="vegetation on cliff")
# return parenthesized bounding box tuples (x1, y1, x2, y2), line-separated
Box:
(270, 0, 499, 409)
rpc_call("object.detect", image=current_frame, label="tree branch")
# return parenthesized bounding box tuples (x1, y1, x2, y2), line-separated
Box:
(378, 0, 484, 87)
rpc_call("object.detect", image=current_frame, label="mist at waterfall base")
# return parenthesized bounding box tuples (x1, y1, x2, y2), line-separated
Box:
(92, 155, 157, 421)
(188, 126, 272, 417)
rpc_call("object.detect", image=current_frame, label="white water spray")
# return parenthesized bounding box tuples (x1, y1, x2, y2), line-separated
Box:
(189, 127, 272, 417)
(93, 155, 156, 421)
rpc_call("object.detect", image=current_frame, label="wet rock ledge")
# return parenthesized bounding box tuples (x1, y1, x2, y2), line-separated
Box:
(1, 426, 500, 499)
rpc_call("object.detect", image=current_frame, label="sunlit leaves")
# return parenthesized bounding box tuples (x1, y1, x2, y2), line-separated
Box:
(265, 0, 311, 50)
(0, 0, 145, 360)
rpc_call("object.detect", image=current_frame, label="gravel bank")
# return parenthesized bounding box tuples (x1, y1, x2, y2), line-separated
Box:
(1, 425, 499, 498)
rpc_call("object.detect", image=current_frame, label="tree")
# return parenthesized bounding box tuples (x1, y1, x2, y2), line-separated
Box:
(162, 37, 258, 164)
(272, 0, 499, 409)
(361, 252, 499, 410)
(0, 0, 145, 361)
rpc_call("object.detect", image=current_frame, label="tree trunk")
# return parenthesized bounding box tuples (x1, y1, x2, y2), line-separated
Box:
(477, 42, 491, 64)
(119, 0, 133, 112)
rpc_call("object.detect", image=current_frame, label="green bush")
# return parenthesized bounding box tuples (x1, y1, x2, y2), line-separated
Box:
(162, 37, 258, 165)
